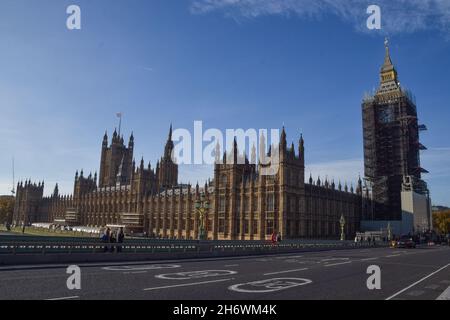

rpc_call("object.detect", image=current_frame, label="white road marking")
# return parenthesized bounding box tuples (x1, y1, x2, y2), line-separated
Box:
(229, 278, 312, 293)
(386, 263, 450, 300)
(437, 286, 450, 300)
(263, 268, 309, 276)
(361, 257, 378, 261)
(103, 264, 180, 271)
(275, 255, 303, 260)
(155, 270, 237, 280)
(321, 258, 350, 262)
(143, 278, 234, 291)
(45, 296, 79, 301)
(123, 271, 148, 274)
(224, 264, 239, 267)
(324, 261, 352, 267)
(386, 254, 401, 258)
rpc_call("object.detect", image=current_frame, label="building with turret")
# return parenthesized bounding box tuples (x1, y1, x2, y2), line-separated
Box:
(361, 39, 431, 233)
(14, 40, 434, 239)
(12, 124, 366, 240)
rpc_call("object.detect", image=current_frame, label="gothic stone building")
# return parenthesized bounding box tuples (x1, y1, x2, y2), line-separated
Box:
(13, 124, 367, 240)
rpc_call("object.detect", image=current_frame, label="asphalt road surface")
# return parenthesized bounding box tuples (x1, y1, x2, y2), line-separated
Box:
(0, 246, 449, 300)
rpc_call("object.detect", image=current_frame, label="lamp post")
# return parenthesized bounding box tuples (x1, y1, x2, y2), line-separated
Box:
(387, 222, 392, 241)
(340, 214, 346, 241)
(195, 193, 209, 241)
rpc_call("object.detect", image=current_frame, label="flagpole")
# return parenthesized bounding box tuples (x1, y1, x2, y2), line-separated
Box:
(11, 157, 15, 196)
(118, 115, 122, 137)
(116, 112, 122, 137)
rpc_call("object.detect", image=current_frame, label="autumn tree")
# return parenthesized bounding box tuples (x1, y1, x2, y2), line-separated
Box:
(433, 210, 450, 235)
(0, 196, 14, 224)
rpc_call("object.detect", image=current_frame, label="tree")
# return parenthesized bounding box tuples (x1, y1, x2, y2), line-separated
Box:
(0, 196, 14, 224)
(432, 210, 450, 235)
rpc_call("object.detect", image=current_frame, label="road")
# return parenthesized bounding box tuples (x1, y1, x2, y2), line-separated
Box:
(0, 246, 449, 300)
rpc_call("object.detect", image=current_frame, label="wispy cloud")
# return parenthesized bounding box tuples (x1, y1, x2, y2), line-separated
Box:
(190, 0, 450, 36)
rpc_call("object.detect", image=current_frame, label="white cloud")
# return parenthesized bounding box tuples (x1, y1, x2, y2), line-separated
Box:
(190, 0, 450, 36)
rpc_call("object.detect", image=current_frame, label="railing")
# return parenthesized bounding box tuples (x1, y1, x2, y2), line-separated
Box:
(0, 239, 381, 256)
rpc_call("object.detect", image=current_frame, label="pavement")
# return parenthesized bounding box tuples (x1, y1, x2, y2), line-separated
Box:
(0, 245, 448, 300)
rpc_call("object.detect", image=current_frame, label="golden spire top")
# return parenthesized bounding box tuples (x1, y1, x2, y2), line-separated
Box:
(382, 37, 394, 72)
(379, 37, 398, 86)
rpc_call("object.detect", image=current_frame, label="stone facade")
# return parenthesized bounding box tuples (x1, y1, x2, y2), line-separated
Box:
(13, 125, 367, 240)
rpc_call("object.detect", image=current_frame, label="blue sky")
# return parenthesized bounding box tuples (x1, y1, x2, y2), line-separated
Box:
(0, 0, 449, 205)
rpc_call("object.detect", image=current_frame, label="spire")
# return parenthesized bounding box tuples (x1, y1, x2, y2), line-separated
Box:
(251, 143, 256, 165)
(103, 131, 108, 146)
(215, 140, 222, 164)
(164, 124, 174, 160)
(280, 126, 287, 146)
(382, 38, 394, 71)
(128, 132, 134, 148)
(379, 38, 399, 88)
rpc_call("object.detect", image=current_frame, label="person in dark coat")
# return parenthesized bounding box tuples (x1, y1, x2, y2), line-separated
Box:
(110, 230, 116, 253)
(117, 227, 125, 252)
(102, 228, 111, 252)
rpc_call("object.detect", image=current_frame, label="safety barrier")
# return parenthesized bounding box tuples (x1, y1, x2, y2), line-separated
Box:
(0, 239, 374, 256)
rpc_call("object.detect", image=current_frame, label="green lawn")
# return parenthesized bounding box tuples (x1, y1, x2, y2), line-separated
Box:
(0, 225, 96, 238)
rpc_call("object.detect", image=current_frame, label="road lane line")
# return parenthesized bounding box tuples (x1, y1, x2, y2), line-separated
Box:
(224, 264, 239, 267)
(386, 263, 450, 300)
(361, 257, 378, 261)
(436, 286, 450, 300)
(321, 258, 350, 262)
(143, 278, 234, 291)
(263, 268, 309, 276)
(386, 254, 401, 258)
(45, 296, 79, 301)
(324, 261, 352, 267)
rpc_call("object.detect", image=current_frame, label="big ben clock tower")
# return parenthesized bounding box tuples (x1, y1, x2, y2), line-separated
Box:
(362, 39, 429, 221)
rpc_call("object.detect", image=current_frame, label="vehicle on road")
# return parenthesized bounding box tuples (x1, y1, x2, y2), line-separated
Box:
(396, 235, 416, 248)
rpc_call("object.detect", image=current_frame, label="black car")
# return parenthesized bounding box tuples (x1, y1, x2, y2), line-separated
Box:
(396, 236, 416, 248)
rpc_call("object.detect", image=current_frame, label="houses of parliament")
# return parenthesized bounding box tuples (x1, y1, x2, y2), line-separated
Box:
(13, 41, 429, 239)
(12, 124, 366, 240)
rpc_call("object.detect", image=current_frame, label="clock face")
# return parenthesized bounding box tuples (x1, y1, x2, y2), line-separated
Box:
(378, 106, 394, 123)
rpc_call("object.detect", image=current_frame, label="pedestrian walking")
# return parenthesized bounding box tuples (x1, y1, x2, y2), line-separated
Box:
(102, 227, 111, 252)
(271, 231, 277, 245)
(117, 227, 125, 253)
(110, 230, 116, 253)
(277, 233, 282, 243)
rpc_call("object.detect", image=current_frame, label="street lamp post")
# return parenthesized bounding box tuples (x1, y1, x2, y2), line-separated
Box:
(195, 194, 209, 241)
(340, 214, 346, 241)
(387, 222, 392, 241)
